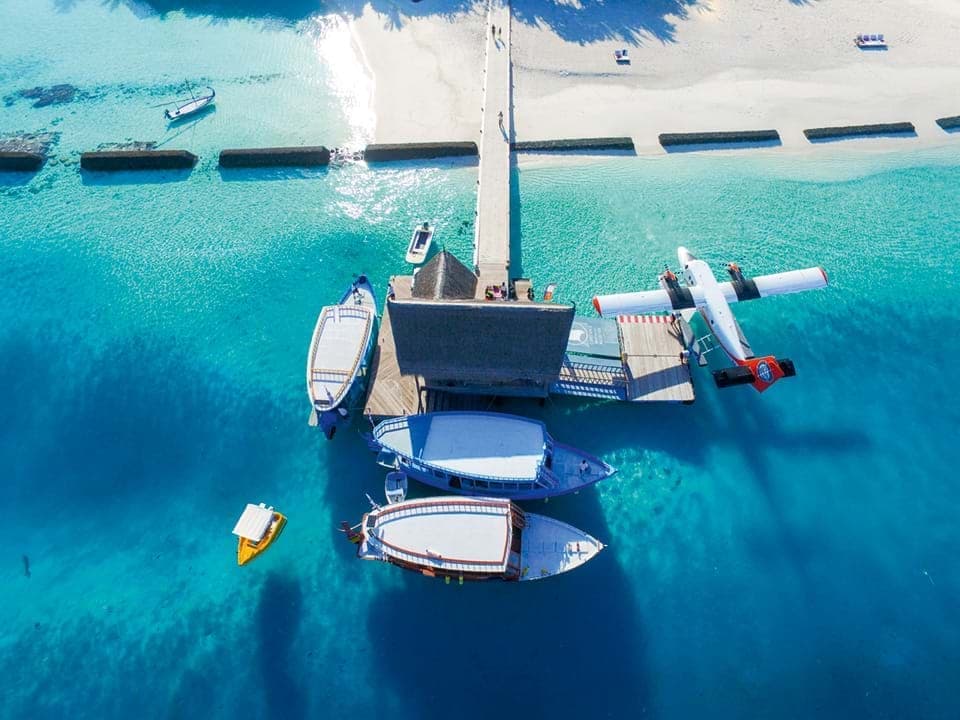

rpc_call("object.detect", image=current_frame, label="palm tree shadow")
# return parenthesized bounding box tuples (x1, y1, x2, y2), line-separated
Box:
(256, 572, 308, 718)
(92, 0, 707, 44)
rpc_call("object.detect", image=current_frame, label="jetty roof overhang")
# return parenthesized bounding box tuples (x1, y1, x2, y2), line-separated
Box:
(388, 299, 575, 384)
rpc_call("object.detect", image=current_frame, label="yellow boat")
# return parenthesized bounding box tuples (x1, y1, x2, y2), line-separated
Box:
(232, 503, 286, 566)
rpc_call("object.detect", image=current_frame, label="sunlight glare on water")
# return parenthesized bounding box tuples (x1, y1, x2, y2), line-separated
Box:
(306, 14, 376, 148)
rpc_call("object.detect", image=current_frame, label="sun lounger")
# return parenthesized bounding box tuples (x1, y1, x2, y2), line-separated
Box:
(855, 33, 887, 48)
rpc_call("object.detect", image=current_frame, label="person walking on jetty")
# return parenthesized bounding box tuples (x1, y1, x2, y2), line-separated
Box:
(498, 110, 504, 130)
(491, 23, 495, 37)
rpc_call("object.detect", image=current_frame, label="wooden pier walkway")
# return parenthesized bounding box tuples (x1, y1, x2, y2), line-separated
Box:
(473, 0, 512, 297)
(618, 315, 695, 402)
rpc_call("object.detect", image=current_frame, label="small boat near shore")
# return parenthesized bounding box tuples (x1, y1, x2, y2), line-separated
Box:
(370, 412, 616, 500)
(306, 275, 378, 438)
(406, 222, 433, 264)
(346, 496, 604, 582)
(233, 503, 286, 566)
(164, 86, 215, 121)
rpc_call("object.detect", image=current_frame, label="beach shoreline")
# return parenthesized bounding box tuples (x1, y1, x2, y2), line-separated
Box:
(346, 0, 960, 157)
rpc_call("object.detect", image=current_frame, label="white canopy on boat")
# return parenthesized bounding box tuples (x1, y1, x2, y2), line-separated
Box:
(362, 497, 513, 573)
(232, 504, 274, 541)
(376, 413, 547, 480)
(308, 304, 374, 410)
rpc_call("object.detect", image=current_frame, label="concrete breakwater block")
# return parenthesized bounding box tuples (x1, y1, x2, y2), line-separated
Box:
(218, 146, 330, 168)
(658, 130, 780, 146)
(511, 137, 635, 152)
(803, 122, 915, 140)
(80, 150, 198, 171)
(364, 142, 478, 162)
(0, 151, 45, 171)
(936, 116, 960, 130)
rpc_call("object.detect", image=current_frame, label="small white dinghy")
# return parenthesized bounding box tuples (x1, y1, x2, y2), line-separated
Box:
(384, 471, 408, 505)
(165, 86, 215, 121)
(406, 222, 434, 265)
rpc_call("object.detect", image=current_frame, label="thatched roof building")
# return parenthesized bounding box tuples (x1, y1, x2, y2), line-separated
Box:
(411, 250, 477, 300)
(389, 298, 575, 395)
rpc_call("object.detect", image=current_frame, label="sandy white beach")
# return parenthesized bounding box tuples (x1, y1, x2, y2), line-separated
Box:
(344, 0, 960, 154)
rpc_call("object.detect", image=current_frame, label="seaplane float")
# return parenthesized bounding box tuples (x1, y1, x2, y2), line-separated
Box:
(592, 246, 828, 392)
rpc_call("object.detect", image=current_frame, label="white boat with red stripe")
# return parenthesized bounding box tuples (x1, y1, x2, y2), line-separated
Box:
(345, 496, 604, 582)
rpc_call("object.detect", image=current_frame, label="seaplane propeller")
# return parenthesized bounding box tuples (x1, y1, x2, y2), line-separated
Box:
(592, 246, 828, 392)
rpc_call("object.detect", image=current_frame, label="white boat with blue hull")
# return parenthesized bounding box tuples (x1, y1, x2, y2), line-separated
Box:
(307, 275, 378, 438)
(370, 412, 616, 500)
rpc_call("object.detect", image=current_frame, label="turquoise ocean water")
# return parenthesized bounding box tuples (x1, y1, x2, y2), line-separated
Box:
(2, 2, 958, 718)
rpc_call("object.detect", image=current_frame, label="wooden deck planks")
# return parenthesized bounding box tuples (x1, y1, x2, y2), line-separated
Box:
(473, 0, 512, 297)
(363, 302, 423, 419)
(618, 318, 695, 402)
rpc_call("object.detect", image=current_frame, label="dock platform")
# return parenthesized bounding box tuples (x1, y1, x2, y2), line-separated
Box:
(366, 304, 695, 419)
(617, 315, 694, 402)
(364, 277, 420, 419)
(551, 315, 695, 403)
(363, 277, 499, 420)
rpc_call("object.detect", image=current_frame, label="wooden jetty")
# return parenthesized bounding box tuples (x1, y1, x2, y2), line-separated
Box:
(473, 0, 512, 297)
(363, 0, 694, 419)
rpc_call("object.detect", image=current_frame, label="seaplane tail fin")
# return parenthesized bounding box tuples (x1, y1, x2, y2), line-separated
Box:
(713, 356, 795, 392)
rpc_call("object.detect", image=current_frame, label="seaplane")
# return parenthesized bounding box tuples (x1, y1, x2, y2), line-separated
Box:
(592, 247, 829, 392)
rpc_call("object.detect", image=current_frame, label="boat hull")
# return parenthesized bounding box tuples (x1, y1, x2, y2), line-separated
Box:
(307, 275, 379, 437)
(405, 226, 433, 264)
(237, 513, 286, 566)
(371, 412, 616, 499)
(354, 496, 603, 582)
(165, 87, 215, 122)
(395, 453, 612, 500)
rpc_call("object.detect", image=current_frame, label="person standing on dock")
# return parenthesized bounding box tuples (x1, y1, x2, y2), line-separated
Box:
(491, 23, 495, 37)
(498, 110, 504, 129)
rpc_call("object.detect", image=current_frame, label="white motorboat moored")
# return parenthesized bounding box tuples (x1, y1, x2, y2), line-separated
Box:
(406, 222, 434, 264)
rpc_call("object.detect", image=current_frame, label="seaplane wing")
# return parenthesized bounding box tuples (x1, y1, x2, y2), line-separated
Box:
(593, 267, 827, 316)
(591, 286, 705, 316)
(718, 267, 828, 304)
